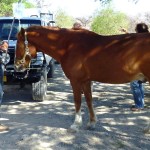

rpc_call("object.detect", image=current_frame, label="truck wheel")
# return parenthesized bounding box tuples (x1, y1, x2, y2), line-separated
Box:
(47, 60, 54, 78)
(32, 68, 47, 101)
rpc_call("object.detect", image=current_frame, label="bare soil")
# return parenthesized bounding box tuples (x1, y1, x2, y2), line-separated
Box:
(0, 64, 150, 150)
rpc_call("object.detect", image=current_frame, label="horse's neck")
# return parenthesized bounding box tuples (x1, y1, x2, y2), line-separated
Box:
(28, 30, 65, 62)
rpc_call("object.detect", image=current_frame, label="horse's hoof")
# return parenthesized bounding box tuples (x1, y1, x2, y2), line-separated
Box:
(87, 122, 96, 130)
(86, 125, 95, 130)
(67, 128, 78, 133)
(68, 124, 80, 133)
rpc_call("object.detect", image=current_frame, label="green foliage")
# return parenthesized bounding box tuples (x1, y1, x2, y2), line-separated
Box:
(0, 0, 16, 16)
(91, 8, 129, 35)
(55, 9, 74, 28)
(0, 0, 35, 16)
(24, 1, 35, 8)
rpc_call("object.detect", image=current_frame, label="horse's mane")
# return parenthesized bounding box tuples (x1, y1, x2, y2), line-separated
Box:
(21, 25, 150, 43)
(26, 25, 60, 32)
(25, 25, 100, 37)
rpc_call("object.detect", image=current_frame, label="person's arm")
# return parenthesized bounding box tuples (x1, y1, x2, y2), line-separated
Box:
(0, 41, 8, 53)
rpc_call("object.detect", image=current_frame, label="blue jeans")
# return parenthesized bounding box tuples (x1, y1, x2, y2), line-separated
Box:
(0, 64, 4, 104)
(130, 80, 144, 108)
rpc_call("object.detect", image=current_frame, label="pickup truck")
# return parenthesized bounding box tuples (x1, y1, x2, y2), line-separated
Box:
(0, 17, 55, 101)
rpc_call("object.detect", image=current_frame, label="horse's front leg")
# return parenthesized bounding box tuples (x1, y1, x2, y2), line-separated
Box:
(82, 81, 97, 129)
(70, 80, 82, 132)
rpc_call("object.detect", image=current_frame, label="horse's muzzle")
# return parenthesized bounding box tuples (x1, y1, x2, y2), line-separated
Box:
(14, 63, 27, 72)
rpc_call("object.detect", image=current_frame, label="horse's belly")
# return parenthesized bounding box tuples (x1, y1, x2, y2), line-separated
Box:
(89, 67, 134, 84)
(90, 70, 145, 84)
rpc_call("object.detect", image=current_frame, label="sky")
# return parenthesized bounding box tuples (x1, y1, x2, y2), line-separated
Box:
(29, 0, 150, 18)
(113, 0, 150, 16)
(37, 0, 100, 17)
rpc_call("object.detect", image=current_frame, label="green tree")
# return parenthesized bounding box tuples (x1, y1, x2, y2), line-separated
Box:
(55, 9, 74, 28)
(91, 8, 129, 35)
(0, 0, 34, 16)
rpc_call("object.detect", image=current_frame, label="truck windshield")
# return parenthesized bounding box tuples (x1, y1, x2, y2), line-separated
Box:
(0, 19, 41, 40)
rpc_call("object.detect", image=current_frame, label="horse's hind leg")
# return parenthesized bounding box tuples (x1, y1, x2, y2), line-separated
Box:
(70, 80, 83, 132)
(82, 81, 97, 129)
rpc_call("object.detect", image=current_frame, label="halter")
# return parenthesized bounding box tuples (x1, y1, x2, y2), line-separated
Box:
(17, 31, 31, 66)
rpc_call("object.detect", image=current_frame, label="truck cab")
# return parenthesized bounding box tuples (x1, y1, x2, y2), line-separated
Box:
(0, 17, 55, 101)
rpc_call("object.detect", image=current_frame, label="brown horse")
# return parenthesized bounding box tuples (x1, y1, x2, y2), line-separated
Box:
(14, 26, 150, 132)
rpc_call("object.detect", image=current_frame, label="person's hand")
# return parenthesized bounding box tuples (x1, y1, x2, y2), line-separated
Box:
(119, 27, 128, 34)
(0, 41, 8, 52)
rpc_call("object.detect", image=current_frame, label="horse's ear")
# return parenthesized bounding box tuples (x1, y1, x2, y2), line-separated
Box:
(17, 28, 25, 38)
(20, 28, 25, 36)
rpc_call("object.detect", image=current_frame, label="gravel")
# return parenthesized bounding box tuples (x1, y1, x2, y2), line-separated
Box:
(0, 64, 149, 150)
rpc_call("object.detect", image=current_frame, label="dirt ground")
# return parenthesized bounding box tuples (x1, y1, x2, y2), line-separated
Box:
(0, 64, 150, 150)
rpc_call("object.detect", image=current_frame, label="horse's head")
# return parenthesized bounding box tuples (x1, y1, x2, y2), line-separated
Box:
(14, 28, 36, 72)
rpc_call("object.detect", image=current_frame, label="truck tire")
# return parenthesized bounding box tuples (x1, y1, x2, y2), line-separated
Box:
(32, 68, 47, 101)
